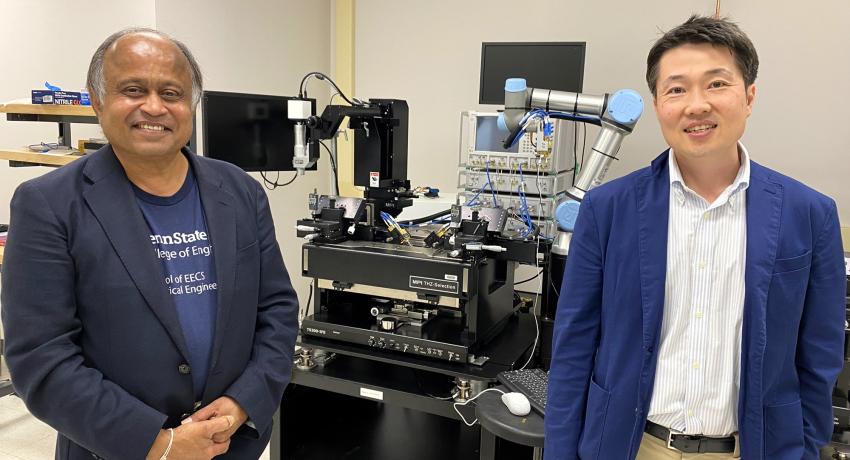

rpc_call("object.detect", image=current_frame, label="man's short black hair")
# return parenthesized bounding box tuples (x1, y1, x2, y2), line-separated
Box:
(646, 15, 758, 97)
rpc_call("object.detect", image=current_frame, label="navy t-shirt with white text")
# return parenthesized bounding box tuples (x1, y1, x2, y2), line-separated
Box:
(134, 165, 218, 400)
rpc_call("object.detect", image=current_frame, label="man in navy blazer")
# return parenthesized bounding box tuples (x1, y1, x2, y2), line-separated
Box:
(1, 29, 299, 459)
(544, 16, 845, 460)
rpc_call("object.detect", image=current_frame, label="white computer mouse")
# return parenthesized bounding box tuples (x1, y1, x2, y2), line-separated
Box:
(501, 392, 531, 416)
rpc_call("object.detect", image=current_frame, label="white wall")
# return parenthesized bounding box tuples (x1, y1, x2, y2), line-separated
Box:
(354, 0, 850, 224)
(0, 0, 157, 223)
(155, 0, 333, 304)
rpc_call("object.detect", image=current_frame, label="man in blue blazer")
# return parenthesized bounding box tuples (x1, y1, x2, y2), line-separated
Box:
(544, 16, 845, 460)
(1, 29, 299, 459)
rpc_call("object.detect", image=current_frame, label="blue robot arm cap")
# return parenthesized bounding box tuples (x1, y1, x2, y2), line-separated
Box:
(504, 78, 527, 93)
(555, 200, 582, 232)
(606, 89, 643, 126)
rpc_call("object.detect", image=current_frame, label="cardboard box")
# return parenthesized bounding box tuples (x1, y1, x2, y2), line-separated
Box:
(31, 90, 54, 104)
(31, 90, 85, 105)
(78, 139, 108, 154)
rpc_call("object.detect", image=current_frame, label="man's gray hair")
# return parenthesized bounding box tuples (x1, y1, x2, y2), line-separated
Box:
(86, 27, 203, 108)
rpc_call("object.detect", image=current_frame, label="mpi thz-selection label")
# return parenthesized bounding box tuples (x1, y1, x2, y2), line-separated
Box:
(409, 275, 459, 294)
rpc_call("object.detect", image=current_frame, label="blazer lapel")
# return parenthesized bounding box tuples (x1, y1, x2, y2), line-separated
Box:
(738, 161, 782, 453)
(636, 151, 671, 358)
(189, 153, 236, 375)
(82, 147, 190, 361)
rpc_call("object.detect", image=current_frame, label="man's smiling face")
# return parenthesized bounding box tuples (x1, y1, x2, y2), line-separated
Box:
(653, 43, 755, 163)
(92, 32, 194, 161)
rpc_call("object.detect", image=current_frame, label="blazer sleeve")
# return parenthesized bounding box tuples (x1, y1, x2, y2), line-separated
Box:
(223, 180, 299, 436)
(0, 182, 167, 459)
(544, 195, 604, 460)
(796, 200, 846, 456)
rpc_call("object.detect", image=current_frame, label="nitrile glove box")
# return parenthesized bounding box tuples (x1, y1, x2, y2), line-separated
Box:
(31, 90, 83, 105)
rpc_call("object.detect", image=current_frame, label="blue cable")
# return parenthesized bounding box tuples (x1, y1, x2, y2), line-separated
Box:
(509, 110, 548, 148)
(464, 158, 501, 207)
(517, 163, 535, 237)
(464, 183, 488, 206)
(507, 110, 602, 147)
(548, 112, 602, 126)
(485, 161, 499, 207)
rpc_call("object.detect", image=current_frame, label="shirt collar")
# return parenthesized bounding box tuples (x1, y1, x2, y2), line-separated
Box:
(668, 143, 751, 207)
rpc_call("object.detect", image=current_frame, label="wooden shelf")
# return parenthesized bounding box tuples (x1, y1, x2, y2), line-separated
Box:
(0, 149, 81, 167)
(0, 103, 96, 118)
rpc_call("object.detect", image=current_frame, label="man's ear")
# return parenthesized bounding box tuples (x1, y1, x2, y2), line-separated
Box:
(89, 96, 102, 116)
(745, 84, 756, 116)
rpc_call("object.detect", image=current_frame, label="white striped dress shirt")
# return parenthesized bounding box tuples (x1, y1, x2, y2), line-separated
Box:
(646, 145, 750, 436)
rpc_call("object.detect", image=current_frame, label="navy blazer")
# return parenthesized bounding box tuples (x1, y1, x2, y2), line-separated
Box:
(544, 151, 845, 459)
(1, 146, 299, 459)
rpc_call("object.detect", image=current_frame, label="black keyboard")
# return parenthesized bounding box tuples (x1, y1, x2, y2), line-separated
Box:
(497, 368, 548, 416)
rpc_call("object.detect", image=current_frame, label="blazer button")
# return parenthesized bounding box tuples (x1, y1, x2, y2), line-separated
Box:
(178, 364, 191, 375)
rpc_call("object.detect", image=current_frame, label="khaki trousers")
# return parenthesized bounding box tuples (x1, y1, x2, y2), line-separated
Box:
(635, 433, 740, 460)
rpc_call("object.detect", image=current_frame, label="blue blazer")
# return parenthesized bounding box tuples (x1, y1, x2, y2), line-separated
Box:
(1, 147, 299, 459)
(544, 151, 845, 460)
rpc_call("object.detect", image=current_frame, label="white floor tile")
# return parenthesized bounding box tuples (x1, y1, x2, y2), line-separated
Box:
(0, 452, 26, 460)
(0, 395, 55, 460)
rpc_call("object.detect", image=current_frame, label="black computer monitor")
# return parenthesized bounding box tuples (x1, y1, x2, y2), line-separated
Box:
(201, 91, 318, 172)
(479, 42, 586, 105)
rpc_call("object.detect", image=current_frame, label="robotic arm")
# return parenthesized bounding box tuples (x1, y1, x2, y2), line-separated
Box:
(497, 78, 643, 232)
